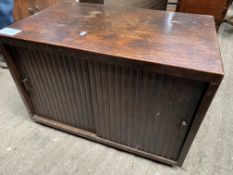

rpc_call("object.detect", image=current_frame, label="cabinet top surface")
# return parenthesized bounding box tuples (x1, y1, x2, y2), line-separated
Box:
(0, 1, 224, 76)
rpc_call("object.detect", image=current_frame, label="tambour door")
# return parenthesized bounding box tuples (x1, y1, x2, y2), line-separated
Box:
(9, 45, 207, 161)
(90, 62, 207, 160)
(11, 46, 96, 133)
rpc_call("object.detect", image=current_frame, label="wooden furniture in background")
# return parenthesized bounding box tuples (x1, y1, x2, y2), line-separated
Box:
(0, 2, 224, 166)
(13, 0, 29, 21)
(177, 0, 233, 28)
(79, 0, 168, 10)
(13, 0, 63, 21)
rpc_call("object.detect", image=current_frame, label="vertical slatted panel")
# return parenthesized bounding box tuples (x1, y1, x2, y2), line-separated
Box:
(88, 60, 206, 160)
(12, 46, 206, 160)
(13, 47, 96, 132)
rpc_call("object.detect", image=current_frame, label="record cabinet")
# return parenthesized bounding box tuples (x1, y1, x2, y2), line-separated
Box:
(0, 1, 224, 166)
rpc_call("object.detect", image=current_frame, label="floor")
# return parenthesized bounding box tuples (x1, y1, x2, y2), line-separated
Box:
(1, 7, 233, 175)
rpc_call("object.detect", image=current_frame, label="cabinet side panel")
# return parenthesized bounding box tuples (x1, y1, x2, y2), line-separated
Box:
(0, 44, 35, 116)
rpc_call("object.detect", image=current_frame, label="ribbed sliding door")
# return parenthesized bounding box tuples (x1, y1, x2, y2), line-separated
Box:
(88, 61, 206, 160)
(11, 46, 206, 160)
(13, 47, 96, 132)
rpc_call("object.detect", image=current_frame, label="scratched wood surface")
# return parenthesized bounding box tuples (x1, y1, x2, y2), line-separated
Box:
(1, 1, 223, 80)
(0, 1, 224, 166)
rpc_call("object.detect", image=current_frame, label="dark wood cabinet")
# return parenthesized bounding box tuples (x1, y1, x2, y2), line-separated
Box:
(177, 0, 232, 28)
(0, 2, 223, 166)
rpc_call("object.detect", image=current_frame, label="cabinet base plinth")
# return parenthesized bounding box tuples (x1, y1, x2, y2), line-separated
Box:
(33, 115, 178, 166)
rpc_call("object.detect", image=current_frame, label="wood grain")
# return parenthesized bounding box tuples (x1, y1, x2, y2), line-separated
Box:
(0, 2, 224, 166)
(1, 2, 223, 80)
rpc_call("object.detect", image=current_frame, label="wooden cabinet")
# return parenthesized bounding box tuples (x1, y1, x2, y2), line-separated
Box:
(80, 0, 168, 10)
(13, 0, 29, 21)
(0, 2, 223, 166)
(13, 0, 63, 21)
(177, 0, 232, 27)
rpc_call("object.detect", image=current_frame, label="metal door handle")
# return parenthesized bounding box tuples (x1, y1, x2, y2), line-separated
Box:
(22, 78, 31, 92)
(181, 120, 187, 127)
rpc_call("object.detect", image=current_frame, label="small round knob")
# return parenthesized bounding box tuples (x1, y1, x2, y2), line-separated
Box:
(181, 121, 187, 126)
